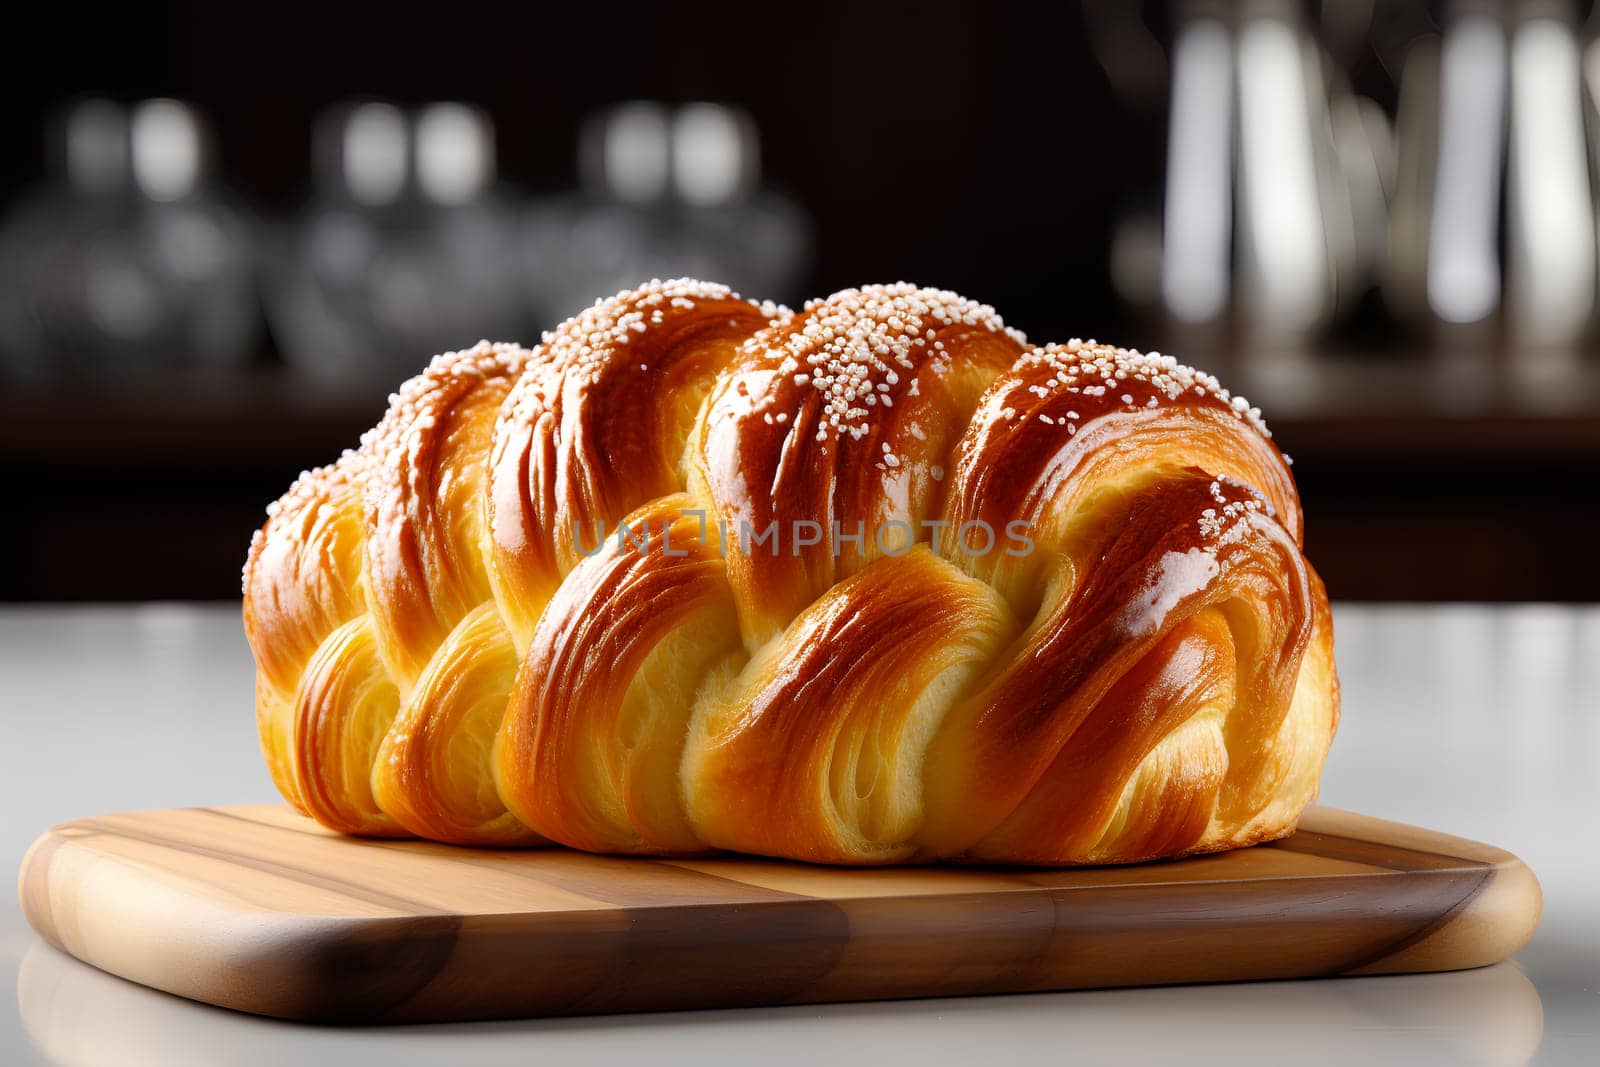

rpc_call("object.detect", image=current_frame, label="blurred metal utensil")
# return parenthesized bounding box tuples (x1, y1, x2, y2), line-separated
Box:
(1506, 2, 1595, 347)
(1234, 1, 1334, 343)
(1162, 14, 1234, 325)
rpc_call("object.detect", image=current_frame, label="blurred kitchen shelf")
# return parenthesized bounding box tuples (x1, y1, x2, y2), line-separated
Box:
(2, 354, 1599, 602)
(0, 367, 393, 604)
(1216, 348, 1600, 462)
(0, 367, 392, 464)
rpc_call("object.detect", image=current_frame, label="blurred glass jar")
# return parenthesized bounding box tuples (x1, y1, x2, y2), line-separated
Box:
(265, 101, 526, 381)
(524, 101, 810, 323)
(0, 99, 258, 382)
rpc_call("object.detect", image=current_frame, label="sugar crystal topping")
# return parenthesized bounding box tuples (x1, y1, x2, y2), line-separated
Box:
(358, 340, 534, 459)
(247, 450, 364, 592)
(1197, 476, 1273, 544)
(763, 283, 1026, 443)
(1018, 340, 1271, 439)
(502, 279, 787, 428)
(535, 278, 784, 379)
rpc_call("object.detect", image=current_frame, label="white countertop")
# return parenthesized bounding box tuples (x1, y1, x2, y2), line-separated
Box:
(1, 604, 1595, 1065)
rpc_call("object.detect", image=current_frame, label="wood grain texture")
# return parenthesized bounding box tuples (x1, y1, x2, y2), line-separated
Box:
(17, 804, 1540, 1024)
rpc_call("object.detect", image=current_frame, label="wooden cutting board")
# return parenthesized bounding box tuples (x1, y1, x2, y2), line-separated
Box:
(18, 804, 1540, 1024)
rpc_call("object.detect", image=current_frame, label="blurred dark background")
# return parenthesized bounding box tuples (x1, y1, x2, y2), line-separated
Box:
(2, 0, 1597, 602)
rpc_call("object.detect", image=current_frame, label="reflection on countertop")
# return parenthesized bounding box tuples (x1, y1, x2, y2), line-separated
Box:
(15, 942, 1544, 1067)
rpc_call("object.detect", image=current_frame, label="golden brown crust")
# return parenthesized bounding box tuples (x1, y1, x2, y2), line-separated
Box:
(372, 603, 539, 845)
(242, 454, 367, 812)
(498, 495, 742, 854)
(487, 282, 775, 652)
(361, 342, 530, 686)
(925, 471, 1314, 862)
(692, 285, 1025, 646)
(242, 279, 1339, 865)
(683, 547, 1018, 863)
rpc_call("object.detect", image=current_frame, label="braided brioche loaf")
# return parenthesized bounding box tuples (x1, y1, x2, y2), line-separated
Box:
(243, 279, 1338, 865)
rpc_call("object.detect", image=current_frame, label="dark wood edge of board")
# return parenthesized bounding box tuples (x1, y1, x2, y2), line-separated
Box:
(16, 805, 1543, 1024)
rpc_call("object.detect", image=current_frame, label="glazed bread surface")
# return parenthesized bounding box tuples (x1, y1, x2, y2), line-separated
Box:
(243, 279, 1338, 865)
